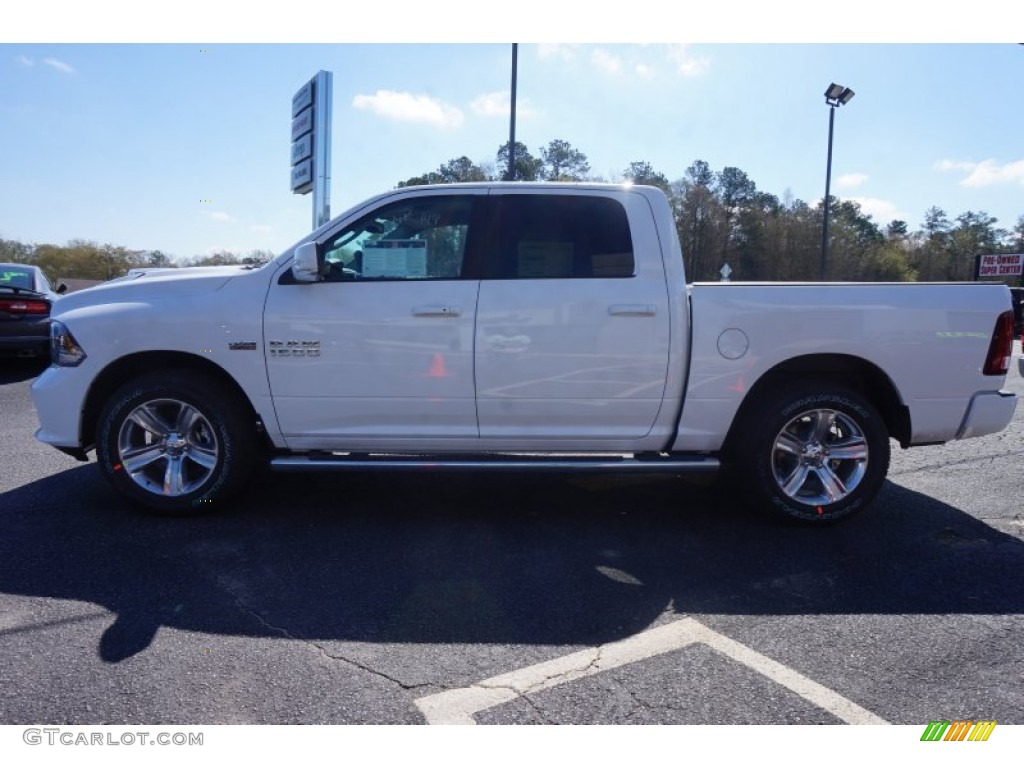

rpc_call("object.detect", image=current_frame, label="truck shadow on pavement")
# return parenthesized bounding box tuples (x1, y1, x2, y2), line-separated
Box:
(1, 466, 1022, 663)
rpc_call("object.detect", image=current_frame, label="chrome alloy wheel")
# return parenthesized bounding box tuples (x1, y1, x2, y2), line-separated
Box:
(770, 407, 869, 507)
(116, 398, 220, 496)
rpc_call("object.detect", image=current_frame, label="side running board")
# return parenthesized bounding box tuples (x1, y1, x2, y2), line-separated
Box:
(270, 453, 720, 474)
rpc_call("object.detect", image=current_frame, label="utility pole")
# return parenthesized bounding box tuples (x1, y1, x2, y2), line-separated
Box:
(506, 44, 518, 181)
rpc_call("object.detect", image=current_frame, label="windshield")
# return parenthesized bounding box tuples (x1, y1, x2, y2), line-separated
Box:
(0, 268, 36, 291)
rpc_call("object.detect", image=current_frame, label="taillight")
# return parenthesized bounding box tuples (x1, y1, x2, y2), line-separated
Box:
(0, 298, 50, 315)
(982, 310, 1014, 376)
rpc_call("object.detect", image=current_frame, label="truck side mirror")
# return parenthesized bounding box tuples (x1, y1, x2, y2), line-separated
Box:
(292, 242, 320, 283)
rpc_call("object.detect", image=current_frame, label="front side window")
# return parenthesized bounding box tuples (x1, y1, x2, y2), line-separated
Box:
(492, 195, 635, 279)
(322, 196, 475, 281)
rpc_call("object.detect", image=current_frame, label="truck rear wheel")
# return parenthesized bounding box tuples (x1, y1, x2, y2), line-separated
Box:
(97, 370, 256, 515)
(737, 381, 890, 524)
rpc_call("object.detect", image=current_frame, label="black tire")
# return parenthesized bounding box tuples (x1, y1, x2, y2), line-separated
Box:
(96, 370, 257, 515)
(734, 380, 890, 524)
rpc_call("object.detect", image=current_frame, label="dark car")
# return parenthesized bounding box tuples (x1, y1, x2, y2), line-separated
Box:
(1010, 286, 1024, 339)
(0, 263, 66, 359)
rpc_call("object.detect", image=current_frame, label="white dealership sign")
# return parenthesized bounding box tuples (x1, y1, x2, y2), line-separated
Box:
(290, 71, 333, 228)
(291, 134, 312, 165)
(290, 160, 312, 191)
(977, 253, 1023, 279)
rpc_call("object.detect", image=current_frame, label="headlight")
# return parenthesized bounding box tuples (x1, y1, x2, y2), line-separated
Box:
(50, 320, 87, 366)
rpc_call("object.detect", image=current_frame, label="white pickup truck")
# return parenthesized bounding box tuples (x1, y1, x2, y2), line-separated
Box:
(31, 183, 1018, 523)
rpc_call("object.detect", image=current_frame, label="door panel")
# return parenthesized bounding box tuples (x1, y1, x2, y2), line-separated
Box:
(265, 281, 479, 448)
(264, 192, 484, 449)
(475, 191, 671, 445)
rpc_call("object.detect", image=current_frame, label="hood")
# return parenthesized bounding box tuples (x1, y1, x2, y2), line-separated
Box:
(114, 265, 251, 282)
(51, 265, 250, 315)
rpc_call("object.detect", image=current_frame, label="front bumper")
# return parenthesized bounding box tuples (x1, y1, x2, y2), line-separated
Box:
(30, 363, 93, 450)
(955, 390, 1018, 440)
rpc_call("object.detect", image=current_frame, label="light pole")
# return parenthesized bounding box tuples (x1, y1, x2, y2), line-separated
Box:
(506, 43, 518, 181)
(821, 82, 854, 280)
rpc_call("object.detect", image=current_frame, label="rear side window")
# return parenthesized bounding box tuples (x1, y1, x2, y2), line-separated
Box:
(492, 195, 635, 279)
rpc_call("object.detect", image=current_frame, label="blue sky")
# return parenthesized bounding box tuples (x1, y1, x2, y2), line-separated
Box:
(2, 6, 1023, 260)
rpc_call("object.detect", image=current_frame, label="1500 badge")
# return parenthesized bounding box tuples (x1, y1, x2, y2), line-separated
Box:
(268, 340, 321, 357)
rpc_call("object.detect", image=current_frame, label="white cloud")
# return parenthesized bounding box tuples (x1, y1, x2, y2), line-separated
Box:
(836, 173, 868, 189)
(635, 63, 656, 80)
(43, 58, 75, 74)
(961, 159, 1024, 187)
(848, 197, 905, 223)
(210, 211, 232, 221)
(471, 91, 508, 117)
(16, 55, 34, 67)
(470, 90, 540, 119)
(591, 48, 623, 75)
(536, 44, 577, 62)
(934, 159, 974, 173)
(352, 90, 463, 128)
(539, 44, 702, 82)
(935, 158, 1024, 187)
(251, 224, 273, 234)
(666, 45, 709, 77)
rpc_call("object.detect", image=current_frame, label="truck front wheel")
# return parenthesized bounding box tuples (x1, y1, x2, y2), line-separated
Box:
(96, 371, 256, 515)
(737, 382, 890, 524)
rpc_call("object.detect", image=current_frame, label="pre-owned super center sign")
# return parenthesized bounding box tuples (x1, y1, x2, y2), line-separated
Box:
(976, 253, 1023, 278)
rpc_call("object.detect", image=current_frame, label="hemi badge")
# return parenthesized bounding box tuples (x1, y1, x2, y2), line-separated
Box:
(228, 341, 257, 351)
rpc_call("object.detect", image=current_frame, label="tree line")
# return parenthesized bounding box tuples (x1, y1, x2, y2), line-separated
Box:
(0, 238, 274, 284)
(3, 137, 1022, 285)
(400, 139, 1024, 284)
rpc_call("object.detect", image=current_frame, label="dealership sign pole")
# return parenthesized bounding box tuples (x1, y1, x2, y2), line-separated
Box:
(290, 71, 333, 231)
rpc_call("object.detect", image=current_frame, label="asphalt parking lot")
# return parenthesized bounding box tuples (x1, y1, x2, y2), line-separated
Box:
(1, 348, 1022, 726)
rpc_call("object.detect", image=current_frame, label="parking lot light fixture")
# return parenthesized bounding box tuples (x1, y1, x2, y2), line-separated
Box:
(821, 82, 855, 280)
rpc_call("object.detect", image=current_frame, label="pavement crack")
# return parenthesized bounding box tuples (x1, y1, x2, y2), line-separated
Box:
(216, 581, 433, 692)
(518, 693, 556, 724)
(312, 645, 436, 691)
(617, 676, 653, 722)
(478, 646, 604, 697)
(889, 449, 1024, 478)
(457, 645, 611, 723)
(463, 683, 557, 724)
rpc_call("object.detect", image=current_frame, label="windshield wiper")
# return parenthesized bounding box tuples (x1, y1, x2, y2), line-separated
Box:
(0, 284, 43, 296)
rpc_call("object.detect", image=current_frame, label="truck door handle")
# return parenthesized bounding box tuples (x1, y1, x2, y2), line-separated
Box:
(608, 304, 657, 317)
(412, 305, 461, 317)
